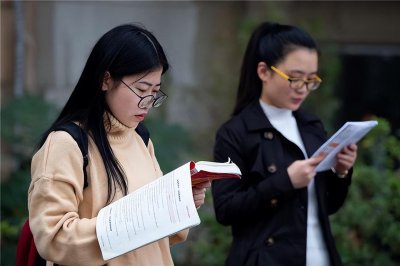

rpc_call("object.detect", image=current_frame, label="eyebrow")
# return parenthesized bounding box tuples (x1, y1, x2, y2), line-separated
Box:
(288, 69, 319, 76)
(136, 81, 162, 87)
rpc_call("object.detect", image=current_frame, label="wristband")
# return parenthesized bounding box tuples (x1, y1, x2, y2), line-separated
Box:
(331, 167, 349, 178)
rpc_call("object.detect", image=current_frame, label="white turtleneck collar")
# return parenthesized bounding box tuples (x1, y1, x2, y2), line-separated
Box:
(259, 99, 307, 157)
(259, 99, 293, 121)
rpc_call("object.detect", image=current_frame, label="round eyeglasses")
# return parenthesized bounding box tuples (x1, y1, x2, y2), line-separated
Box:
(120, 80, 168, 109)
(271, 66, 322, 91)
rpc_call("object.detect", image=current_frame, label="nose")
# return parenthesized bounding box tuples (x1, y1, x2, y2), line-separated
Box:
(139, 103, 152, 110)
(294, 84, 308, 93)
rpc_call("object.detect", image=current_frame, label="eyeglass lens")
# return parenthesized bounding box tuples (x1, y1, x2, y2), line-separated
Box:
(290, 79, 320, 91)
(138, 92, 167, 109)
(120, 79, 168, 109)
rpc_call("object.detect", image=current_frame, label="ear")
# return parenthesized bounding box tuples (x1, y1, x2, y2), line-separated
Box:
(257, 62, 270, 82)
(102, 71, 113, 91)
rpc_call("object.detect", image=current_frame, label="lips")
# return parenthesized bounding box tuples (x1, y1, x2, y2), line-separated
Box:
(135, 113, 147, 121)
(292, 98, 303, 105)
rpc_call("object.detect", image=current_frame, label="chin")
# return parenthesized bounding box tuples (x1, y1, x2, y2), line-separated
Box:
(122, 119, 139, 128)
(289, 105, 301, 111)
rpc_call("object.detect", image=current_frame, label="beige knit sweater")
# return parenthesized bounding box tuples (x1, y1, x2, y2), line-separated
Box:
(29, 114, 188, 266)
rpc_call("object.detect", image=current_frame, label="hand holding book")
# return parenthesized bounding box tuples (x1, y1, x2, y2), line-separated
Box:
(96, 159, 241, 260)
(311, 120, 377, 172)
(331, 143, 358, 177)
(192, 181, 210, 209)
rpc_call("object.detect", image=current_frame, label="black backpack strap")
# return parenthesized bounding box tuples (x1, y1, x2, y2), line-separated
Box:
(135, 122, 150, 146)
(54, 122, 89, 189)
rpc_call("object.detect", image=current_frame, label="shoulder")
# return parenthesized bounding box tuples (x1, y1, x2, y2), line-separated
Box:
(32, 131, 84, 173)
(294, 109, 327, 139)
(44, 130, 83, 152)
(215, 112, 256, 150)
(217, 100, 269, 138)
(295, 109, 324, 128)
(216, 114, 246, 139)
(30, 130, 87, 197)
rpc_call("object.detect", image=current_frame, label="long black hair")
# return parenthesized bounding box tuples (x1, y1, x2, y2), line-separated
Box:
(233, 22, 319, 115)
(39, 24, 169, 203)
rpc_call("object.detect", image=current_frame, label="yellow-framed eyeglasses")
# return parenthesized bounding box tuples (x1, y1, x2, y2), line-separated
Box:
(271, 66, 322, 91)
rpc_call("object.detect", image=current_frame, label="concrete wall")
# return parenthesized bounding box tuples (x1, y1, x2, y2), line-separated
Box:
(33, 1, 198, 103)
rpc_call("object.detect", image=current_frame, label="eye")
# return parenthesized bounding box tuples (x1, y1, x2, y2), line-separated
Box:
(133, 85, 149, 93)
(285, 72, 303, 79)
(308, 75, 318, 81)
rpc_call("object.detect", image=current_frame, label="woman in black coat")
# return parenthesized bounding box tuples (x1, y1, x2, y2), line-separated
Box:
(212, 22, 358, 266)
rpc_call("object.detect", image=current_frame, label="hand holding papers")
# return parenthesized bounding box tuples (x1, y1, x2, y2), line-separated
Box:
(312, 120, 378, 172)
(96, 160, 241, 260)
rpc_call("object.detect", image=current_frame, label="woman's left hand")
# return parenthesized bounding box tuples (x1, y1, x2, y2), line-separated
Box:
(192, 181, 211, 209)
(334, 144, 358, 175)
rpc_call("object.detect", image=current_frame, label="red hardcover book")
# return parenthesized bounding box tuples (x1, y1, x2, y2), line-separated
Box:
(190, 159, 241, 185)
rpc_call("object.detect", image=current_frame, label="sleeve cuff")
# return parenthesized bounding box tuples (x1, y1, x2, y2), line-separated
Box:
(331, 167, 349, 178)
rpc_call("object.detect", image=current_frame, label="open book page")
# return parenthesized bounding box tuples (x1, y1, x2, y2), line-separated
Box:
(312, 120, 378, 172)
(190, 159, 242, 185)
(96, 162, 200, 260)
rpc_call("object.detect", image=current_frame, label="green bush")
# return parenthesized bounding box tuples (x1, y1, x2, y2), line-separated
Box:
(1, 94, 58, 266)
(332, 118, 400, 265)
(145, 114, 196, 173)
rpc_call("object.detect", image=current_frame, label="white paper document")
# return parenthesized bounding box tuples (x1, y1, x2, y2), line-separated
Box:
(312, 120, 378, 172)
(96, 162, 200, 260)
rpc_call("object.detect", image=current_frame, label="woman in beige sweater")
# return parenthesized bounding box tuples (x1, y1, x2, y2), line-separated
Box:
(29, 24, 210, 266)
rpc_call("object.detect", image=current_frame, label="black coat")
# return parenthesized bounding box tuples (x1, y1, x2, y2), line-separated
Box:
(212, 101, 352, 266)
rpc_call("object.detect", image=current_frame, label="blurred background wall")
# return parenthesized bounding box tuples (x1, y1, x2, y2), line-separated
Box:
(2, 1, 399, 133)
(1, 1, 400, 265)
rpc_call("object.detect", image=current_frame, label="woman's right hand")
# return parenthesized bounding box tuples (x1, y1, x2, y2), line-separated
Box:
(192, 181, 211, 209)
(287, 156, 324, 189)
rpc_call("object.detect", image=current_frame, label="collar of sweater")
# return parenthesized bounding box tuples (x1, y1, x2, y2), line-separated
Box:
(104, 112, 136, 143)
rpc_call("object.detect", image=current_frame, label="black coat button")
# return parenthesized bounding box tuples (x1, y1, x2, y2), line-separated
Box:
(264, 132, 274, 140)
(267, 164, 277, 173)
(270, 198, 278, 207)
(265, 237, 274, 246)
